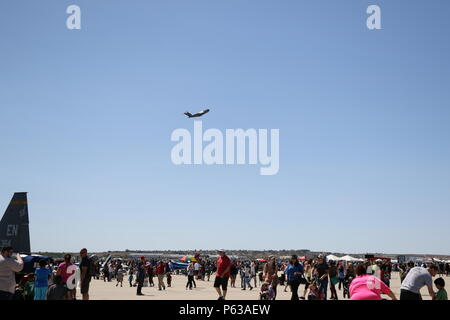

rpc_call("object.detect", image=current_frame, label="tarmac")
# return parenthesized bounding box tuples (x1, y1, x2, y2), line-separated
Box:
(84, 271, 448, 300)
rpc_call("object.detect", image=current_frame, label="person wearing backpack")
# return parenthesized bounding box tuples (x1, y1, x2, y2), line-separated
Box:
(79, 248, 92, 300)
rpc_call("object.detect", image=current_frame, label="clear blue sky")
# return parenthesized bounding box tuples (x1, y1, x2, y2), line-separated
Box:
(1, 0, 449, 254)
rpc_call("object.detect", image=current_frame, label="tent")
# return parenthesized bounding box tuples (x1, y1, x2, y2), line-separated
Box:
(340, 255, 362, 262)
(180, 255, 197, 262)
(170, 260, 189, 270)
(326, 255, 341, 261)
(21, 255, 54, 274)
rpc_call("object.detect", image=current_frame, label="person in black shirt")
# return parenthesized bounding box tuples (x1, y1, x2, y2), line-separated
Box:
(47, 275, 67, 300)
(230, 263, 238, 288)
(79, 248, 91, 300)
(328, 260, 338, 300)
(313, 255, 329, 300)
(136, 256, 146, 296)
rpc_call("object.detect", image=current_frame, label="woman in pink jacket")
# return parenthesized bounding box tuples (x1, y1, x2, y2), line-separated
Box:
(349, 264, 397, 300)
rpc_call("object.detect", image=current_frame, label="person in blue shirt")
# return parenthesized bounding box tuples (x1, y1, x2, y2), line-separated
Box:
(34, 259, 52, 300)
(284, 255, 304, 300)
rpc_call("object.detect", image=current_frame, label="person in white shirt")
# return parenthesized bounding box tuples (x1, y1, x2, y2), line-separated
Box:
(186, 262, 196, 290)
(0, 246, 24, 300)
(250, 262, 257, 288)
(194, 262, 201, 280)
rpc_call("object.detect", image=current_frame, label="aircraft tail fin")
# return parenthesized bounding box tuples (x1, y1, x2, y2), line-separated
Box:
(0, 192, 31, 254)
(184, 112, 193, 118)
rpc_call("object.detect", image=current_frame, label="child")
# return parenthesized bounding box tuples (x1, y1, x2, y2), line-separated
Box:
(259, 282, 275, 300)
(128, 268, 134, 287)
(23, 274, 35, 301)
(116, 267, 124, 287)
(46, 275, 67, 300)
(434, 277, 448, 300)
(34, 260, 52, 300)
(307, 282, 321, 300)
(242, 265, 253, 290)
(167, 272, 172, 288)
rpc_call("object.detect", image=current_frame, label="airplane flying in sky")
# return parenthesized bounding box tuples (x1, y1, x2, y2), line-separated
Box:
(184, 109, 210, 118)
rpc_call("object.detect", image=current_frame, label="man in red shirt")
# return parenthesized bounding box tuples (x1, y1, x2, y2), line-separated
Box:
(155, 261, 166, 291)
(214, 249, 231, 300)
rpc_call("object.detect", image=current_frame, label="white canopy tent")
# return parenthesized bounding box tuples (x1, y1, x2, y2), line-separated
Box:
(326, 254, 341, 261)
(340, 255, 363, 262)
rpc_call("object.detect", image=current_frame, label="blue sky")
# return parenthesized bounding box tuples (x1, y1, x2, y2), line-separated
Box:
(1, 0, 449, 254)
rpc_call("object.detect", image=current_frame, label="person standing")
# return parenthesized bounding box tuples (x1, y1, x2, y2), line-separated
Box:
(0, 246, 24, 300)
(338, 262, 345, 291)
(301, 259, 313, 299)
(166, 272, 172, 288)
(239, 264, 245, 288)
(34, 259, 52, 300)
(165, 262, 172, 287)
(155, 261, 166, 291)
(102, 263, 109, 282)
(285, 255, 304, 300)
(281, 262, 290, 292)
(263, 256, 279, 299)
(328, 260, 339, 300)
(79, 248, 92, 300)
(57, 254, 76, 300)
(214, 249, 231, 300)
(108, 263, 114, 282)
(242, 264, 253, 291)
(250, 261, 257, 288)
(205, 262, 212, 282)
(136, 256, 146, 296)
(147, 263, 155, 287)
(313, 254, 329, 300)
(128, 268, 134, 287)
(116, 266, 124, 287)
(194, 260, 201, 280)
(186, 262, 195, 290)
(400, 265, 438, 300)
(230, 262, 238, 288)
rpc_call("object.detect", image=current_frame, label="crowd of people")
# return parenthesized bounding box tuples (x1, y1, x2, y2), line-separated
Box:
(0, 246, 449, 301)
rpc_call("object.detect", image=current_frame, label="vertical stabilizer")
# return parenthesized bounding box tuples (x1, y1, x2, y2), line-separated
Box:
(0, 192, 31, 254)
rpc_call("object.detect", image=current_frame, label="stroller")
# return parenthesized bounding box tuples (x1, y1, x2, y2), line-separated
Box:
(310, 275, 325, 300)
(342, 276, 353, 299)
(259, 282, 275, 300)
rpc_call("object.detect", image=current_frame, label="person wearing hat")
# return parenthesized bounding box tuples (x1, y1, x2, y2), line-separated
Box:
(214, 249, 231, 300)
(284, 255, 304, 300)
